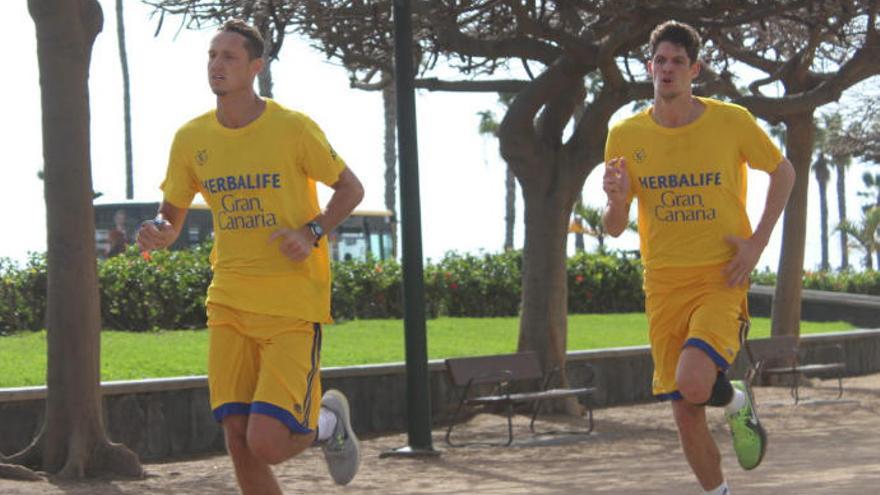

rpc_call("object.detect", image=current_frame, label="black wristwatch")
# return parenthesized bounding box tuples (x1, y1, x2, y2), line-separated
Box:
(307, 221, 324, 247)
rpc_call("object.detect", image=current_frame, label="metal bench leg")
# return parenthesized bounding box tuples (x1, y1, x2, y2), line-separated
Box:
(529, 400, 542, 434)
(529, 399, 594, 436)
(505, 402, 515, 446)
(585, 406, 594, 434)
(445, 398, 467, 447)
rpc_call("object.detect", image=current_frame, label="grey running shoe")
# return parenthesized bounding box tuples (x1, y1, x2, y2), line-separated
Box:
(726, 380, 767, 470)
(320, 389, 360, 485)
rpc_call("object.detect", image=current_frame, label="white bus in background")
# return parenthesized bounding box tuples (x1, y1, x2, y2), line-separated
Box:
(94, 200, 394, 262)
(329, 209, 394, 262)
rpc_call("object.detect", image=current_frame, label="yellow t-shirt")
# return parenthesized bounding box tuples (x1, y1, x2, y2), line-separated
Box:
(605, 97, 783, 269)
(161, 99, 346, 322)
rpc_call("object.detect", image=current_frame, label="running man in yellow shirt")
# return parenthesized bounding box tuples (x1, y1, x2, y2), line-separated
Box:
(603, 21, 795, 495)
(137, 20, 365, 493)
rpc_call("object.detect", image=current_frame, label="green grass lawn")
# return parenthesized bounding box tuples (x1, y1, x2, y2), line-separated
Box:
(0, 314, 855, 388)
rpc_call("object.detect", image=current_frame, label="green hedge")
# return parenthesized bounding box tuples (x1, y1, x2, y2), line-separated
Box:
(751, 268, 880, 295)
(567, 251, 645, 313)
(331, 257, 404, 320)
(98, 244, 212, 331)
(425, 251, 523, 317)
(5, 246, 876, 333)
(0, 246, 646, 331)
(0, 254, 47, 335)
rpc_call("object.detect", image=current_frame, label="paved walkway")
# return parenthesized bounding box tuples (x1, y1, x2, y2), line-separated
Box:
(2, 374, 879, 494)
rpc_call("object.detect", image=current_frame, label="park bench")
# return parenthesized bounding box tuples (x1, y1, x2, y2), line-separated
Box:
(444, 351, 597, 447)
(743, 335, 846, 404)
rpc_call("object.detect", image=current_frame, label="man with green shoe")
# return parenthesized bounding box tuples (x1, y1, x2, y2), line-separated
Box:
(602, 20, 795, 495)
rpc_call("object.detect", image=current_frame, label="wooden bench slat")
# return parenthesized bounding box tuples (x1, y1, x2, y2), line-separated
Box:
(446, 351, 544, 386)
(763, 363, 845, 374)
(464, 387, 596, 405)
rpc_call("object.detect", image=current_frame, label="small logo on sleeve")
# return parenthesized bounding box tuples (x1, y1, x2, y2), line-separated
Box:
(196, 149, 208, 166)
(634, 148, 646, 163)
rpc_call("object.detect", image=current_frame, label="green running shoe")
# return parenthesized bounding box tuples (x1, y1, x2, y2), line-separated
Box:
(726, 380, 767, 470)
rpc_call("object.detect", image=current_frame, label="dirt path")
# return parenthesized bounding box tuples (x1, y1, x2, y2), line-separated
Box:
(2, 374, 879, 494)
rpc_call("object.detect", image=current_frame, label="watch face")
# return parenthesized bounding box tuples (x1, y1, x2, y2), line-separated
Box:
(310, 222, 324, 237)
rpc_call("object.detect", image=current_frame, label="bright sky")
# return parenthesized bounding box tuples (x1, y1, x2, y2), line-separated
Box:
(2, 2, 874, 272)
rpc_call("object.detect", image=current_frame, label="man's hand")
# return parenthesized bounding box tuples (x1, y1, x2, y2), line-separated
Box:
(269, 227, 314, 262)
(603, 157, 630, 205)
(723, 235, 764, 288)
(136, 216, 175, 252)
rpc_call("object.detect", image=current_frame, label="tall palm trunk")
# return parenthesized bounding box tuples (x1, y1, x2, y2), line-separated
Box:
(504, 168, 516, 250)
(813, 155, 830, 271)
(115, 0, 133, 199)
(382, 74, 399, 257)
(836, 162, 849, 270)
(573, 195, 585, 252)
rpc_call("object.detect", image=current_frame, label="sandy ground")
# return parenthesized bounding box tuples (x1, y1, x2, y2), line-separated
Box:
(2, 374, 879, 494)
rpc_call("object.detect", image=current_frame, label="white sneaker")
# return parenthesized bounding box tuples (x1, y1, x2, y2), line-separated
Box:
(320, 389, 360, 485)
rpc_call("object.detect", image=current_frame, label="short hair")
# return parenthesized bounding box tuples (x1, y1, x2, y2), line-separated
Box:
(219, 19, 264, 60)
(650, 20, 701, 65)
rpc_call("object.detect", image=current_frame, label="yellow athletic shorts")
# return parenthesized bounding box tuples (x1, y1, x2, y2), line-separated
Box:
(207, 303, 323, 434)
(644, 263, 749, 400)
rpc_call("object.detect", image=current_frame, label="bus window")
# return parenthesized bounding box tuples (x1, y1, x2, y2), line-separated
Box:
(94, 200, 212, 258)
(94, 201, 392, 262)
(328, 209, 394, 262)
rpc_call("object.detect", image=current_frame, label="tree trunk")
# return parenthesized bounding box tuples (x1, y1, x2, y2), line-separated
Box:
(574, 194, 585, 253)
(814, 157, 830, 271)
(504, 167, 516, 251)
(115, 0, 133, 199)
(383, 76, 399, 258)
(517, 180, 580, 413)
(498, 58, 614, 416)
(771, 114, 815, 339)
(257, 19, 274, 98)
(13, 0, 142, 479)
(836, 163, 849, 270)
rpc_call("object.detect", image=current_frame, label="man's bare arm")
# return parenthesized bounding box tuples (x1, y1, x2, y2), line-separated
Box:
(602, 157, 632, 237)
(723, 157, 796, 287)
(270, 167, 365, 262)
(311, 167, 365, 234)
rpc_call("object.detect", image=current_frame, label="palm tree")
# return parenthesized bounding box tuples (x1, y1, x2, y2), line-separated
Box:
(381, 72, 399, 257)
(836, 207, 880, 271)
(859, 171, 880, 211)
(858, 172, 880, 268)
(572, 201, 636, 253)
(821, 113, 854, 270)
(810, 115, 832, 271)
(812, 153, 831, 271)
(115, 0, 133, 199)
(478, 105, 516, 251)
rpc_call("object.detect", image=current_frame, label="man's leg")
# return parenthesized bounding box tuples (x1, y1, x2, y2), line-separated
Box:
(247, 317, 361, 486)
(223, 415, 283, 495)
(674, 346, 725, 491)
(246, 413, 317, 465)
